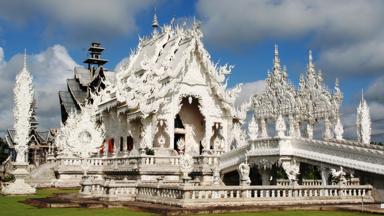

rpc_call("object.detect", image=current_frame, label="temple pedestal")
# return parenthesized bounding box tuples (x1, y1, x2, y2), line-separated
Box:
(2, 162, 36, 195)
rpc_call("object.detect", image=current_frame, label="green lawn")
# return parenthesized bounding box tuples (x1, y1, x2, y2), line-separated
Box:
(0, 188, 153, 216)
(0, 189, 378, 216)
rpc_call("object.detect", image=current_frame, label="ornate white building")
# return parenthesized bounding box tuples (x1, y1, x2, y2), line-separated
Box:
(14, 17, 384, 206)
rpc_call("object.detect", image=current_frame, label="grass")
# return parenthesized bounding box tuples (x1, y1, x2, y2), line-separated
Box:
(0, 188, 153, 216)
(0, 188, 379, 216)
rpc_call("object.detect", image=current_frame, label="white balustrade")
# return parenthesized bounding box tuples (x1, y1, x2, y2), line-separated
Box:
(136, 184, 373, 207)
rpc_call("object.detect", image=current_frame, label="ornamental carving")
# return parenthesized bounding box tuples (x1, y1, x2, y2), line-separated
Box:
(55, 105, 105, 158)
(251, 47, 342, 136)
(13, 56, 34, 163)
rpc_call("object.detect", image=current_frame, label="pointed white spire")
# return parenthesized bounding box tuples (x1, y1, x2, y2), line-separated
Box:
(334, 117, 344, 141)
(152, 8, 159, 34)
(23, 49, 27, 70)
(357, 89, 371, 144)
(273, 44, 281, 70)
(248, 116, 259, 140)
(13, 49, 34, 163)
(275, 114, 286, 137)
(307, 49, 315, 74)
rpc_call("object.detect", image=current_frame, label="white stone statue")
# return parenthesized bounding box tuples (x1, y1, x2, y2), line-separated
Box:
(357, 92, 371, 144)
(330, 166, 347, 185)
(248, 116, 258, 140)
(334, 117, 344, 141)
(177, 138, 185, 154)
(179, 153, 194, 181)
(281, 159, 300, 186)
(238, 161, 251, 185)
(275, 114, 286, 137)
(158, 134, 166, 148)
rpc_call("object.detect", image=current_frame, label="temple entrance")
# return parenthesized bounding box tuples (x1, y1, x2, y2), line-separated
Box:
(174, 97, 205, 156)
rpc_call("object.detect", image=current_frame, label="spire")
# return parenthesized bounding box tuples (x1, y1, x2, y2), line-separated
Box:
(274, 44, 280, 66)
(273, 44, 282, 74)
(152, 8, 159, 34)
(357, 89, 371, 144)
(23, 49, 27, 70)
(307, 49, 315, 74)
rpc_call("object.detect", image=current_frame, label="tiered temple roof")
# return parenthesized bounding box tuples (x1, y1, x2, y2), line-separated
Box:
(95, 22, 243, 119)
(59, 43, 115, 123)
(252, 46, 343, 123)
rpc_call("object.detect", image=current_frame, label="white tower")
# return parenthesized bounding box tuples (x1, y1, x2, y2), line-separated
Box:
(2, 51, 36, 195)
(357, 90, 371, 144)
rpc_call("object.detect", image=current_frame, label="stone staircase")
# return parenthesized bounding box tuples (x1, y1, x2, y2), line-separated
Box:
(26, 161, 58, 188)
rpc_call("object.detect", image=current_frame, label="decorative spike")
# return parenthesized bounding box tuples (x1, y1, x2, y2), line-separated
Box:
(309, 49, 313, 64)
(152, 8, 159, 34)
(273, 44, 281, 73)
(357, 90, 371, 144)
(23, 49, 27, 70)
(307, 49, 315, 73)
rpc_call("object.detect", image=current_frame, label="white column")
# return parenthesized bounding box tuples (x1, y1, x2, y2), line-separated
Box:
(260, 118, 268, 138)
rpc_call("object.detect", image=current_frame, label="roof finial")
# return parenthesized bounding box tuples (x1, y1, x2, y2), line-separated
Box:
(152, 7, 159, 34)
(273, 44, 281, 70)
(309, 49, 313, 64)
(23, 48, 27, 70)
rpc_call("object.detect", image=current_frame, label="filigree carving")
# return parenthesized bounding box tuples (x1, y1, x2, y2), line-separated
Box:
(334, 117, 344, 141)
(179, 153, 193, 180)
(248, 116, 258, 140)
(55, 105, 105, 158)
(357, 93, 371, 144)
(13, 57, 34, 163)
(251, 48, 343, 141)
(238, 161, 251, 185)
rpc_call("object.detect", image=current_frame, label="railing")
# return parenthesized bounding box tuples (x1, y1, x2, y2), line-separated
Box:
(136, 184, 373, 207)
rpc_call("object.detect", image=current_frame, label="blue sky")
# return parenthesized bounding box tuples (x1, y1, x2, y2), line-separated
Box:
(0, 0, 383, 140)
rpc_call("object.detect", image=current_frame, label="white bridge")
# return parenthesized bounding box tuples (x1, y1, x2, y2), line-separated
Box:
(220, 137, 384, 176)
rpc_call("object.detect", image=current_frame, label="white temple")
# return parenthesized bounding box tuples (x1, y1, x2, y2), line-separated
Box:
(3, 17, 384, 207)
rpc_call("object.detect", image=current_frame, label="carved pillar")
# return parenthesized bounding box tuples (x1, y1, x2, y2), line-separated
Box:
(334, 117, 344, 141)
(248, 116, 258, 140)
(306, 121, 314, 139)
(203, 118, 213, 154)
(167, 115, 175, 149)
(260, 118, 268, 138)
(259, 169, 271, 185)
(320, 166, 330, 186)
(323, 117, 333, 140)
(123, 136, 128, 156)
(294, 120, 301, 138)
(143, 117, 154, 149)
(275, 114, 286, 137)
(103, 141, 108, 158)
(113, 138, 117, 157)
(288, 115, 295, 137)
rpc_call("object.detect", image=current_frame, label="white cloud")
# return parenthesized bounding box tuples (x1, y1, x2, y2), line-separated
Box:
(197, 0, 384, 77)
(234, 80, 265, 107)
(0, 0, 153, 44)
(0, 45, 78, 133)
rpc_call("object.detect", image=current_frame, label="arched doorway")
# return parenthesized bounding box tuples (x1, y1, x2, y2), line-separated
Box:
(174, 97, 205, 155)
